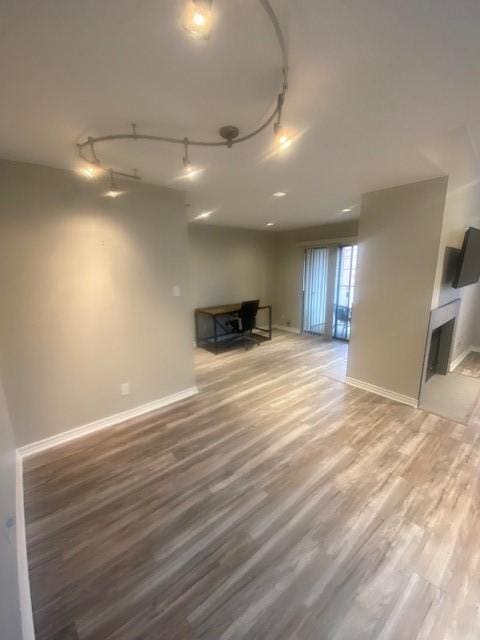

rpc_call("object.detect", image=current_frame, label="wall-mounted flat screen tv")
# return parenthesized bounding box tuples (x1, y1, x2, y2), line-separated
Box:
(453, 226, 480, 288)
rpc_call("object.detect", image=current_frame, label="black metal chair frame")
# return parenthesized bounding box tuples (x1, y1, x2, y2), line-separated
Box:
(226, 300, 261, 349)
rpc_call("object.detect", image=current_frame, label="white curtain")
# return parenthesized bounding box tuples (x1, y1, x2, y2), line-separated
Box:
(303, 247, 329, 335)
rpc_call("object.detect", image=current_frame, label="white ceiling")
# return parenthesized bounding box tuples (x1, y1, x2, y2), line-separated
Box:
(2, 0, 480, 229)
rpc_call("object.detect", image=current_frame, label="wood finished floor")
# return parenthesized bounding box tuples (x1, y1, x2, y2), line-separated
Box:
(455, 350, 480, 378)
(24, 331, 480, 640)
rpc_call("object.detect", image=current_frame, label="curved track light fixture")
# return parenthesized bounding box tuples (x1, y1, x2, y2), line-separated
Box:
(76, 0, 290, 186)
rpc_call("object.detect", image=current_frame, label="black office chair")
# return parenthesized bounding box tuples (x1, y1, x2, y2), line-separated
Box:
(227, 300, 261, 349)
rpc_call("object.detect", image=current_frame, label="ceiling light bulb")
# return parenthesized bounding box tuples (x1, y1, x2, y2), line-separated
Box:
(274, 126, 293, 151)
(273, 191, 287, 198)
(194, 210, 213, 220)
(105, 172, 123, 197)
(185, 165, 197, 179)
(80, 165, 102, 179)
(183, 0, 213, 40)
(182, 145, 201, 179)
(193, 11, 206, 25)
(341, 208, 352, 213)
(266, 222, 275, 227)
(177, 166, 204, 181)
(105, 189, 121, 198)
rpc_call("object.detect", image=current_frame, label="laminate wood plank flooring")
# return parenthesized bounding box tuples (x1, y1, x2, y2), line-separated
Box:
(24, 331, 480, 640)
(454, 350, 480, 378)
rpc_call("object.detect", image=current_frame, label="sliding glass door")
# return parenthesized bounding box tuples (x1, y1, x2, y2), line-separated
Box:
(302, 247, 329, 335)
(333, 245, 358, 341)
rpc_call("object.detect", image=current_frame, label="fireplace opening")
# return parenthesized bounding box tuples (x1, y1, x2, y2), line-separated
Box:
(426, 318, 456, 381)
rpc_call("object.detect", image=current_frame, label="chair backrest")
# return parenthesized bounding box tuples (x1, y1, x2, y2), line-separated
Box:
(239, 300, 259, 331)
(335, 304, 349, 323)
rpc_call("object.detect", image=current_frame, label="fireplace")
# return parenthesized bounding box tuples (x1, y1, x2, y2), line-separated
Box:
(426, 318, 456, 380)
(422, 298, 460, 385)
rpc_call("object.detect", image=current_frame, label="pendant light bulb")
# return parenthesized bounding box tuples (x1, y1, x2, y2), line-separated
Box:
(105, 171, 123, 198)
(274, 125, 292, 151)
(80, 165, 103, 179)
(183, 0, 213, 40)
(182, 138, 198, 179)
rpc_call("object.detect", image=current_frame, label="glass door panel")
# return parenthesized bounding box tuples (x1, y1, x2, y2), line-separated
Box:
(302, 247, 329, 335)
(333, 245, 358, 341)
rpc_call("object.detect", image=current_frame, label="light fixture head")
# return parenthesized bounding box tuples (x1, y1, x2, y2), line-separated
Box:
(105, 189, 122, 198)
(183, 157, 194, 176)
(183, 0, 213, 40)
(276, 129, 292, 150)
(341, 207, 352, 213)
(194, 210, 214, 220)
(274, 124, 293, 151)
(104, 171, 124, 198)
(266, 222, 275, 227)
(183, 163, 202, 180)
(182, 137, 203, 179)
(177, 165, 205, 181)
(79, 165, 103, 180)
(273, 191, 287, 198)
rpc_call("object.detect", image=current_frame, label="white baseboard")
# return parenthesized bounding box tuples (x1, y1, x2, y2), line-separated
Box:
(273, 324, 301, 334)
(346, 377, 419, 408)
(18, 386, 199, 459)
(16, 453, 35, 640)
(450, 347, 471, 372)
(15, 385, 198, 639)
(450, 345, 480, 371)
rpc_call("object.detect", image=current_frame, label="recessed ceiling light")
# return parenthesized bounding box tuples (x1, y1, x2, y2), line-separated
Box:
(273, 191, 287, 198)
(104, 189, 124, 198)
(194, 210, 214, 220)
(341, 207, 352, 213)
(266, 222, 275, 227)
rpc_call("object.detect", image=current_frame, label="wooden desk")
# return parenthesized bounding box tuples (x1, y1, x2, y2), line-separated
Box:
(195, 303, 272, 353)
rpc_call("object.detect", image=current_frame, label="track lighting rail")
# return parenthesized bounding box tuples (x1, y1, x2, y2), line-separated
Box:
(76, 0, 289, 181)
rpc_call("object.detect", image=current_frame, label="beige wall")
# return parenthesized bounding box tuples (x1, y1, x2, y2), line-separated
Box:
(0, 161, 195, 447)
(347, 177, 448, 400)
(0, 376, 22, 640)
(274, 221, 359, 330)
(188, 220, 359, 332)
(188, 224, 276, 311)
(432, 181, 480, 359)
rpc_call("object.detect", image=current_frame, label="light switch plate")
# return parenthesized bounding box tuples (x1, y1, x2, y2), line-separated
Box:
(120, 382, 130, 396)
(173, 285, 181, 297)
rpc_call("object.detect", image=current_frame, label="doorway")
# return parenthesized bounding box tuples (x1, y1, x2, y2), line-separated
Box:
(333, 245, 358, 341)
(302, 247, 329, 335)
(302, 244, 358, 342)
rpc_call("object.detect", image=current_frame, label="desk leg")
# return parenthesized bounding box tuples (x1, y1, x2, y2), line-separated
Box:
(194, 311, 200, 348)
(269, 306, 272, 340)
(213, 315, 218, 353)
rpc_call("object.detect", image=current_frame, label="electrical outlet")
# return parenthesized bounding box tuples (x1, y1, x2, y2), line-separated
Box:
(5, 516, 15, 544)
(172, 285, 181, 297)
(120, 382, 130, 397)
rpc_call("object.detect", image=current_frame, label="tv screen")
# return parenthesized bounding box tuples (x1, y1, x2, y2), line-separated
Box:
(453, 226, 480, 288)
